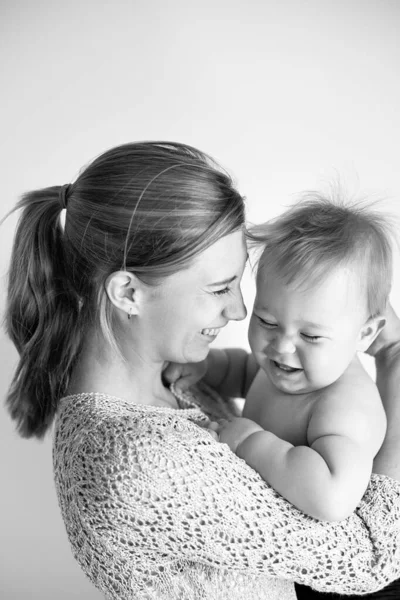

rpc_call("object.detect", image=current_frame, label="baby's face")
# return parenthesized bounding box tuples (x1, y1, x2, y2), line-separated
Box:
(248, 265, 369, 395)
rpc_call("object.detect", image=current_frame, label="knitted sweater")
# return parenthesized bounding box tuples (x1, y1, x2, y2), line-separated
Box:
(53, 384, 400, 600)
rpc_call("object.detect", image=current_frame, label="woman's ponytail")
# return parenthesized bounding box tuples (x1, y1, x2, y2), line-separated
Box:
(5, 186, 83, 438)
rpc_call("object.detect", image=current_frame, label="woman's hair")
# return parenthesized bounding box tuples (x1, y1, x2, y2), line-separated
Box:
(4, 141, 245, 439)
(248, 191, 394, 318)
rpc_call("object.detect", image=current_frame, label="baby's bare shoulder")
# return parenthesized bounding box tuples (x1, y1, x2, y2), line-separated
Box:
(308, 359, 386, 449)
(317, 357, 380, 409)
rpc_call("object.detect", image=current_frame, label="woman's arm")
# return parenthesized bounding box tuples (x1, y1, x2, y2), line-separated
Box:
(55, 300, 400, 600)
(61, 410, 400, 597)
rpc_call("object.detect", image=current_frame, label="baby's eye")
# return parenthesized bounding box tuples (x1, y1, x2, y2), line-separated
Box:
(257, 316, 277, 328)
(301, 333, 321, 343)
(212, 287, 231, 297)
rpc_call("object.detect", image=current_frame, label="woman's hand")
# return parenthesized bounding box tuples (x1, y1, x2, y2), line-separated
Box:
(218, 417, 264, 453)
(366, 303, 400, 359)
(369, 303, 400, 480)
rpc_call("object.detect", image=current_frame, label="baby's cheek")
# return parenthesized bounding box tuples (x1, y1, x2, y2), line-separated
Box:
(306, 353, 342, 387)
(253, 326, 270, 349)
(302, 351, 328, 380)
(247, 320, 256, 341)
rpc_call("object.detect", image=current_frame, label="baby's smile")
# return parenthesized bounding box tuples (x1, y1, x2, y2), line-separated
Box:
(271, 360, 303, 374)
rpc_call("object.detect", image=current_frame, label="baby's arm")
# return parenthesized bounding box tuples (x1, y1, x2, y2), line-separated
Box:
(204, 349, 259, 398)
(223, 370, 386, 521)
(164, 349, 259, 397)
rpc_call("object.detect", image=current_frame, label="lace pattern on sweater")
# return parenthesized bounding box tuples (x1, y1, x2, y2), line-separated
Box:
(53, 387, 400, 600)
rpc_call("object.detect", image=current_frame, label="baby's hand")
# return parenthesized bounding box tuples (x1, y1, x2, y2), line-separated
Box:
(218, 417, 264, 453)
(206, 420, 220, 441)
(163, 360, 208, 392)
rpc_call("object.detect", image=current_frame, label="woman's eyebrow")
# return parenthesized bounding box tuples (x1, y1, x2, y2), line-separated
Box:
(209, 275, 238, 287)
(209, 253, 248, 287)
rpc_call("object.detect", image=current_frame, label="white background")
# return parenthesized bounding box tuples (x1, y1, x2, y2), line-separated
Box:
(1, 1, 399, 598)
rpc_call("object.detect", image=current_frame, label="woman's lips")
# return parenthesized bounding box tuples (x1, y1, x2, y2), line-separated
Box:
(201, 327, 223, 338)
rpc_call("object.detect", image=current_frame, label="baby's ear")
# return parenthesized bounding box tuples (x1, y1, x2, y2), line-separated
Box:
(357, 315, 386, 352)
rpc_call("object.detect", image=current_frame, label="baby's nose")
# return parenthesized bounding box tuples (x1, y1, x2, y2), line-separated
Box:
(272, 335, 296, 355)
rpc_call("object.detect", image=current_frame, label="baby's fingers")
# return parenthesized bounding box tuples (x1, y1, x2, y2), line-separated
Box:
(217, 419, 229, 432)
(163, 362, 183, 384)
(208, 420, 220, 432)
(206, 420, 220, 441)
(174, 373, 196, 393)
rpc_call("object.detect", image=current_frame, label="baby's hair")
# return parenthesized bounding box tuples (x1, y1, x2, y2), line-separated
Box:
(3, 141, 245, 439)
(248, 191, 394, 318)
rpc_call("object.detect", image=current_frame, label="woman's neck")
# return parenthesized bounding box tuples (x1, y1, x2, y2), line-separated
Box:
(66, 330, 178, 409)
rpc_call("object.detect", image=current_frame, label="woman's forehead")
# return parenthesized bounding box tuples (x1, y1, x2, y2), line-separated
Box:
(192, 230, 247, 272)
(160, 230, 247, 289)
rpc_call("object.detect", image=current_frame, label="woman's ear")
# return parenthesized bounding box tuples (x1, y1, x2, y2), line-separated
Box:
(105, 271, 144, 319)
(357, 315, 387, 352)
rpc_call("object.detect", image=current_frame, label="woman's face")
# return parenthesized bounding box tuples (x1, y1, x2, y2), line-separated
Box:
(136, 229, 247, 364)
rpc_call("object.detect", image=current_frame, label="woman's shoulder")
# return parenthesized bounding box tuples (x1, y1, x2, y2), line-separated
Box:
(54, 391, 206, 444)
(53, 390, 226, 473)
(55, 382, 237, 429)
(52, 391, 230, 508)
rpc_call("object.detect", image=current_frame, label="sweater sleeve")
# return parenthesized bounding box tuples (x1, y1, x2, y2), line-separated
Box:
(77, 414, 400, 596)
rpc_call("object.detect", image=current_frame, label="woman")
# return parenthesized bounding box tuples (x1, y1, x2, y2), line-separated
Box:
(5, 141, 400, 600)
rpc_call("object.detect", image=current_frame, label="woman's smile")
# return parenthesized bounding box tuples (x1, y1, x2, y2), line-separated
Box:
(200, 326, 223, 339)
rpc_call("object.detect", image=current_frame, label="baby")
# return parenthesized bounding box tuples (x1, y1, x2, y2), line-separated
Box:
(165, 194, 393, 521)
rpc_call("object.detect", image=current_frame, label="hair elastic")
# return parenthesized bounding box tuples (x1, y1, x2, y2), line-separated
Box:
(59, 184, 71, 210)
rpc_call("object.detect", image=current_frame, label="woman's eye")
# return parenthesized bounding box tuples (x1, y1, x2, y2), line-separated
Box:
(213, 287, 231, 297)
(301, 333, 321, 343)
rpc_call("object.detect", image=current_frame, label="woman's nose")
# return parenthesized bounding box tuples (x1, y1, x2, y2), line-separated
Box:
(271, 334, 296, 355)
(224, 290, 247, 321)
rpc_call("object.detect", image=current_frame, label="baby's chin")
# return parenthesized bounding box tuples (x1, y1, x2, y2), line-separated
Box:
(265, 363, 304, 394)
